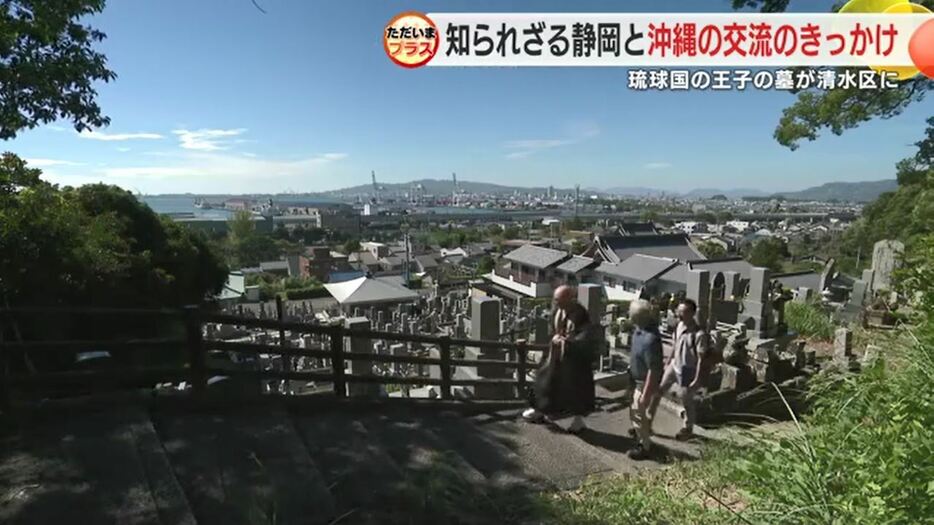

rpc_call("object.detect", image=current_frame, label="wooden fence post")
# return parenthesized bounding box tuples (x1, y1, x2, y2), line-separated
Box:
(516, 339, 528, 401)
(439, 336, 452, 400)
(0, 328, 9, 413)
(275, 296, 291, 394)
(184, 306, 206, 398)
(330, 325, 346, 398)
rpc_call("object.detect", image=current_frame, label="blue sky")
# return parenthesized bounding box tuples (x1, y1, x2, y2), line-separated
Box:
(6, 0, 932, 194)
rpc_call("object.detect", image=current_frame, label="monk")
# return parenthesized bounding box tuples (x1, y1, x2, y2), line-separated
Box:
(522, 285, 596, 433)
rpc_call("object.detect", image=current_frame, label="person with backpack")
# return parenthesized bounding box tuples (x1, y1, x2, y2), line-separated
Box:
(626, 299, 664, 460)
(647, 298, 709, 441)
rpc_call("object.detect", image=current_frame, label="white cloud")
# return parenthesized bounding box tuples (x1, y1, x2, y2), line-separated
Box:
(644, 162, 672, 170)
(116, 147, 131, 153)
(172, 128, 247, 151)
(25, 158, 84, 167)
(97, 151, 350, 183)
(504, 122, 600, 159)
(315, 152, 348, 162)
(78, 130, 164, 141)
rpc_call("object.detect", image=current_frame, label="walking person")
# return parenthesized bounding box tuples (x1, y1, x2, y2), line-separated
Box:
(648, 298, 709, 440)
(522, 285, 596, 434)
(626, 299, 664, 460)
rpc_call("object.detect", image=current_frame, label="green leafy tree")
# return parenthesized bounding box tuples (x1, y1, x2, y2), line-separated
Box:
(697, 241, 727, 259)
(342, 238, 361, 254)
(225, 210, 278, 267)
(0, 0, 116, 139)
(746, 237, 788, 272)
(732, 0, 933, 150)
(476, 255, 494, 275)
(0, 158, 228, 313)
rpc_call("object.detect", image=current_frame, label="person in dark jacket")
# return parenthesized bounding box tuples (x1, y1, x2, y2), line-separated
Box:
(522, 285, 596, 433)
(626, 299, 664, 460)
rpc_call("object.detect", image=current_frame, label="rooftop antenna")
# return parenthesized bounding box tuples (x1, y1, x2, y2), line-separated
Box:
(371, 170, 379, 204)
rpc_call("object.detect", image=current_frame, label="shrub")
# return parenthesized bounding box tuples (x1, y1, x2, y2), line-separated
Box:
(283, 287, 329, 300)
(785, 301, 835, 340)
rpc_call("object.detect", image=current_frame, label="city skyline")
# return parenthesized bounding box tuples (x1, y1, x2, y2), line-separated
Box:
(6, 0, 933, 194)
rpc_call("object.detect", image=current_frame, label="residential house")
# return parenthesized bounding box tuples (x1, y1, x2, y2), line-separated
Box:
(554, 256, 599, 285)
(414, 254, 441, 277)
(484, 244, 569, 298)
(586, 231, 705, 264)
(304, 246, 353, 282)
(259, 260, 290, 276)
(675, 221, 709, 234)
(595, 254, 680, 301)
(214, 271, 247, 307)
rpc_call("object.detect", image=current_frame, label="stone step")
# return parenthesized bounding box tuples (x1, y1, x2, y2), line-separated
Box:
(291, 411, 410, 524)
(474, 411, 615, 490)
(0, 405, 195, 525)
(420, 410, 548, 490)
(152, 408, 335, 525)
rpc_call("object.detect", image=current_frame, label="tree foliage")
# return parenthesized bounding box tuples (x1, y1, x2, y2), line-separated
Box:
(835, 118, 934, 267)
(697, 240, 727, 259)
(0, 154, 228, 309)
(745, 237, 789, 272)
(224, 210, 278, 267)
(0, 0, 116, 139)
(732, 0, 934, 150)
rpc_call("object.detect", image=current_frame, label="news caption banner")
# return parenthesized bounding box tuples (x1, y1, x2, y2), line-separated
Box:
(383, 10, 934, 90)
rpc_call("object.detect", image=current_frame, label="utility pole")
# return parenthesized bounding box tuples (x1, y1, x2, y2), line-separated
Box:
(371, 170, 379, 204)
(574, 184, 580, 218)
(402, 222, 411, 287)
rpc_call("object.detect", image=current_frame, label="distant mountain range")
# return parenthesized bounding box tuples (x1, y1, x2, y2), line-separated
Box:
(317, 177, 896, 203)
(772, 179, 897, 202)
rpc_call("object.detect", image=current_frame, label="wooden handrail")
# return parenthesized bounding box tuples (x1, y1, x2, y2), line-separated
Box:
(0, 306, 186, 316)
(199, 312, 549, 352)
(206, 340, 529, 369)
(2, 338, 186, 350)
(0, 307, 545, 403)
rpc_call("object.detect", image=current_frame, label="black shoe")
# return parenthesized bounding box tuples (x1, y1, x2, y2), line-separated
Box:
(628, 445, 651, 460)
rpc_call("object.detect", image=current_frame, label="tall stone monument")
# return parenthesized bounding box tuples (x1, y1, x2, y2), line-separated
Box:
(466, 297, 511, 399)
(345, 317, 379, 398)
(871, 239, 904, 292)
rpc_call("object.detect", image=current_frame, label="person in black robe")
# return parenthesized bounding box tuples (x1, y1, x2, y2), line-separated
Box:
(522, 285, 596, 433)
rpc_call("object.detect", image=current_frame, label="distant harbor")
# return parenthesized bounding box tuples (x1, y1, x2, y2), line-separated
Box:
(142, 195, 504, 219)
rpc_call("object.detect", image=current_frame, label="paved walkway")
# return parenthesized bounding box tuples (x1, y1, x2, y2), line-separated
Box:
(0, 394, 704, 524)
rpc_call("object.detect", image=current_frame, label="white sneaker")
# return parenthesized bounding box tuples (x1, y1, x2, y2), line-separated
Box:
(568, 416, 586, 434)
(522, 408, 544, 423)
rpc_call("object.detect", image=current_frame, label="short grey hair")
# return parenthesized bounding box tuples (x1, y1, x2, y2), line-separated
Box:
(628, 299, 655, 328)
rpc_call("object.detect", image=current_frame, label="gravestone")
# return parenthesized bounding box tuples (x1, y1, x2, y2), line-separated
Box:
(833, 328, 855, 368)
(861, 269, 876, 294)
(819, 259, 836, 292)
(345, 317, 379, 398)
(466, 297, 511, 399)
(741, 267, 772, 337)
(578, 284, 604, 326)
(686, 269, 711, 327)
(795, 287, 813, 303)
(533, 315, 549, 345)
(871, 239, 904, 291)
(849, 279, 868, 307)
(390, 343, 407, 375)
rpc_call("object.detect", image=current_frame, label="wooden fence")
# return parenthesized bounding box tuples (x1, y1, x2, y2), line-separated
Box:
(0, 306, 549, 408)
